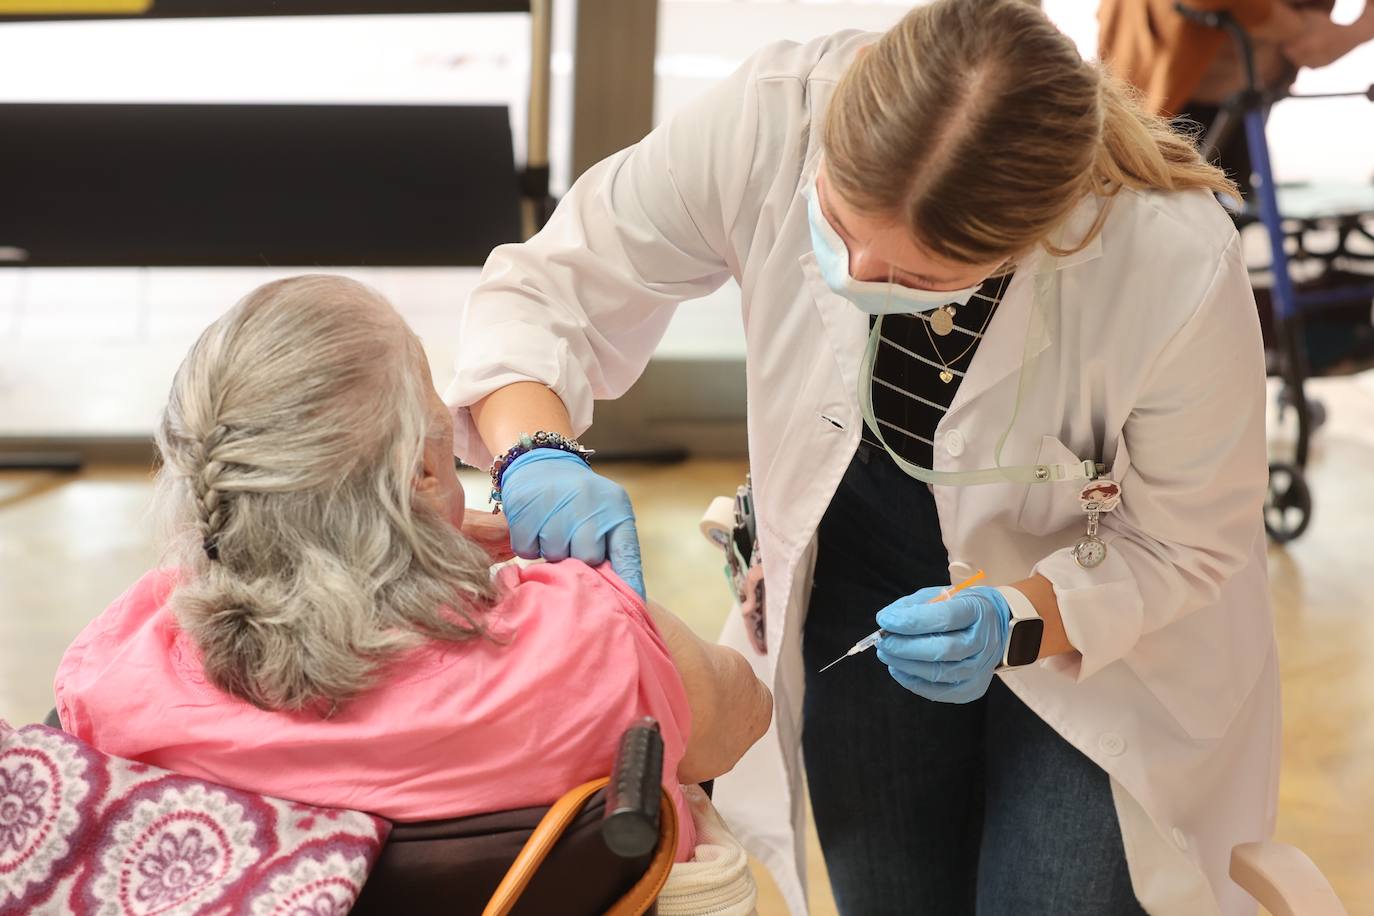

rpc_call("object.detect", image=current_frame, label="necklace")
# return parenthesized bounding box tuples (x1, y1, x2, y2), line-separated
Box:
(929, 305, 956, 336)
(923, 272, 1010, 383)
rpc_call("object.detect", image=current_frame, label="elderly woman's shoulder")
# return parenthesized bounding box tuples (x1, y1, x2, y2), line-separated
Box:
(494, 560, 648, 620)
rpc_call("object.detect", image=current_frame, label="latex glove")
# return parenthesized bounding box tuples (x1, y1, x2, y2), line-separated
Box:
(874, 585, 1011, 704)
(499, 449, 646, 599)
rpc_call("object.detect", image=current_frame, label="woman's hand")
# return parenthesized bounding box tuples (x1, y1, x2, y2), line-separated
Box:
(875, 586, 1011, 704)
(499, 449, 646, 599)
(460, 511, 517, 563)
(1282, 13, 1364, 69)
(1249, 1, 1308, 44)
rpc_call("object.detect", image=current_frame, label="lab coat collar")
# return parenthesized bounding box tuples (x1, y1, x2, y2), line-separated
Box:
(945, 197, 1107, 417)
(1045, 195, 1107, 271)
(943, 266, 1049, 420)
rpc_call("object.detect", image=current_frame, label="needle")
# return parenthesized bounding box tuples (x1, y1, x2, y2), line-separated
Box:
(818, 569, 987, 673)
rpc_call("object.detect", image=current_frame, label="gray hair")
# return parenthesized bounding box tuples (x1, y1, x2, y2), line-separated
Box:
(154, 274, 496, 713)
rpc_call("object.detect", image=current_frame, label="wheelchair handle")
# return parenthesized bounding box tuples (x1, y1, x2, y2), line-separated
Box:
(602, 717, 665, 858)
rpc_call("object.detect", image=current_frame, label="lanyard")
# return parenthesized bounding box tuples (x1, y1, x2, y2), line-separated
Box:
(857, 266, 1103, 487)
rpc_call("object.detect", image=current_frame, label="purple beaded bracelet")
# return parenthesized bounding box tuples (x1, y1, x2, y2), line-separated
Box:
(488, 431, 595, 508)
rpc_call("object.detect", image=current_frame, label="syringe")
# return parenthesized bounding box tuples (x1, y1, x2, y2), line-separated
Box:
(818, 569, 987, 673)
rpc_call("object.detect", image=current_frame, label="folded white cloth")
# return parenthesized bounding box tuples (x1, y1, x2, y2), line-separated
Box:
(657, 785, 758, 916)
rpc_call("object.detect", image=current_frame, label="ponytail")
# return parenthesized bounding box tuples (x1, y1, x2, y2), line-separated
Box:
(1092, 73, 1238, 201)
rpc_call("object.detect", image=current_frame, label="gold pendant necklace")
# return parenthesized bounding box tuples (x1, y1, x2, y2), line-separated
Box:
(929, 306, 955, 337)
(923, 273, 1010, 383)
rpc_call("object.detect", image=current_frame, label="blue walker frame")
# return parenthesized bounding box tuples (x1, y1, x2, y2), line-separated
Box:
(1176, 3, 1374, 542)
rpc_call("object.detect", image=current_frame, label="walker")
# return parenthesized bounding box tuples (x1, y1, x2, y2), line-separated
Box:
(1177, 2, 1374, 542)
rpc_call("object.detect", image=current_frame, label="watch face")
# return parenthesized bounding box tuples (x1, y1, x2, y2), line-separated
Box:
(1006, 618, 1045, 667)
(1073, 535, 1107, 569)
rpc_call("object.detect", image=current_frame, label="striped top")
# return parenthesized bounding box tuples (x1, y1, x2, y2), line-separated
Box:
(861, 273, 1011, 469)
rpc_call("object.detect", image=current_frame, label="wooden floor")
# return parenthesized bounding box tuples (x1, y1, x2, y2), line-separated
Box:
(3, 374, 1373, 913)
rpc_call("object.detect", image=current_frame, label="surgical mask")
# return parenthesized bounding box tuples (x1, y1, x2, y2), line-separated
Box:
(806, 177, 981, 315)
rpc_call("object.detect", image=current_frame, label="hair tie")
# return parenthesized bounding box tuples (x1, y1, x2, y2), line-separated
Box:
(203, 537, 220, 561)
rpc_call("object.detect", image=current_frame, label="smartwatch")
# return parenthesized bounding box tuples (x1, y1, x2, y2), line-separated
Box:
(995, 586, 1044, 669)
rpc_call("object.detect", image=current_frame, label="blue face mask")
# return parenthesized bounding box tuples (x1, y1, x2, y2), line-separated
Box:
(806, 177, 982, 315)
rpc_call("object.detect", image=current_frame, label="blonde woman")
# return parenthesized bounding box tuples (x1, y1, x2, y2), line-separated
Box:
(449, 1, 1278, 913)
(55, 276, 770, 913)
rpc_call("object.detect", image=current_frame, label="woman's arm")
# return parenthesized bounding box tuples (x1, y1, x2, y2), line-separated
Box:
(1032, 233, 1268, 681)
(446, 48, 766, 468)
(470, 382, 574, 458)
(1010, 574, 1074, 659)
(645, 600, 772, 785)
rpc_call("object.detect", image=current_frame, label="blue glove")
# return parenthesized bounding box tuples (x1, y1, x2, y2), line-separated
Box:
(874, 585, 1011, 704)
(498, 449, 646, 600)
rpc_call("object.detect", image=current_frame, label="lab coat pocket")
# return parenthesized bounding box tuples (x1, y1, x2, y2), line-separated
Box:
(1016, 436, 1090, 537)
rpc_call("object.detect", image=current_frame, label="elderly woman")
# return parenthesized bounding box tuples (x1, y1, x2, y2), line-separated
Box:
(54, 275, 770, 905)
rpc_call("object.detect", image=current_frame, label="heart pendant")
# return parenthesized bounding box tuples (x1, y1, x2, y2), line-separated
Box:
(939, 370, 954, 384)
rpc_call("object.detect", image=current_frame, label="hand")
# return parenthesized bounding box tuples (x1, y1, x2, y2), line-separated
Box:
(874, 585, 1011, 704)
(499, 449, 646, 599)
(460, 511, 517, 563)
(1282, 15, 1361, 69)
(1249, 1, 1307, 44)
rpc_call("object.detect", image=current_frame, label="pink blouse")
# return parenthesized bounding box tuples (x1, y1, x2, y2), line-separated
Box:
(56, 560, 696, 861)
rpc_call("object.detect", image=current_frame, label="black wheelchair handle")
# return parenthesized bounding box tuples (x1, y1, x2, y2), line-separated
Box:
(602, 717, 665, 858)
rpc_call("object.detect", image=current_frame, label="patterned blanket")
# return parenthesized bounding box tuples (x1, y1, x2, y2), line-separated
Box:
(0, 720, 389, 915)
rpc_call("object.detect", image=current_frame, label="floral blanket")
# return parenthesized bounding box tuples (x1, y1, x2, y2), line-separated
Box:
(0, 720, 389, 915)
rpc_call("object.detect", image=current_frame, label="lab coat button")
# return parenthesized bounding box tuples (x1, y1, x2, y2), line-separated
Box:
(1172, 828, 1189, 851)
(945, 430, 965, 457)
(1099, 732, 1126, 757)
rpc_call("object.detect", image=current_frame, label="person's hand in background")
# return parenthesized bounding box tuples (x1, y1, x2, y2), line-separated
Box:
(1249, 1, 1310, 43)
(1282, 8, 1373, 69)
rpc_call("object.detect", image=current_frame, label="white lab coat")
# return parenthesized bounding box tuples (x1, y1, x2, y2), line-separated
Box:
(448, 32, 1280, 916)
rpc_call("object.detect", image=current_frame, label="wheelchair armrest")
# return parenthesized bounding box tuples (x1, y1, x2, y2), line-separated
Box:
(1230, 841, 1348, 916)
(603, 717, 665, 858)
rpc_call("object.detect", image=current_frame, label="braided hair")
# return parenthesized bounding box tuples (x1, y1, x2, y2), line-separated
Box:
(153, 275, 497, 713)
(192, 425, 232, 560)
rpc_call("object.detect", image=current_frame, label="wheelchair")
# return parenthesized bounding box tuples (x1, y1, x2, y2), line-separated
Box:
(12, 709, 675, 915)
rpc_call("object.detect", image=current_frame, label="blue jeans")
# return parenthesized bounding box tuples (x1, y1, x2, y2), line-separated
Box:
(802, 445, 1145, 915)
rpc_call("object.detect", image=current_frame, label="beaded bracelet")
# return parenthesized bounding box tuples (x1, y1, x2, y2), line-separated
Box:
(488, 431, 596, 508)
